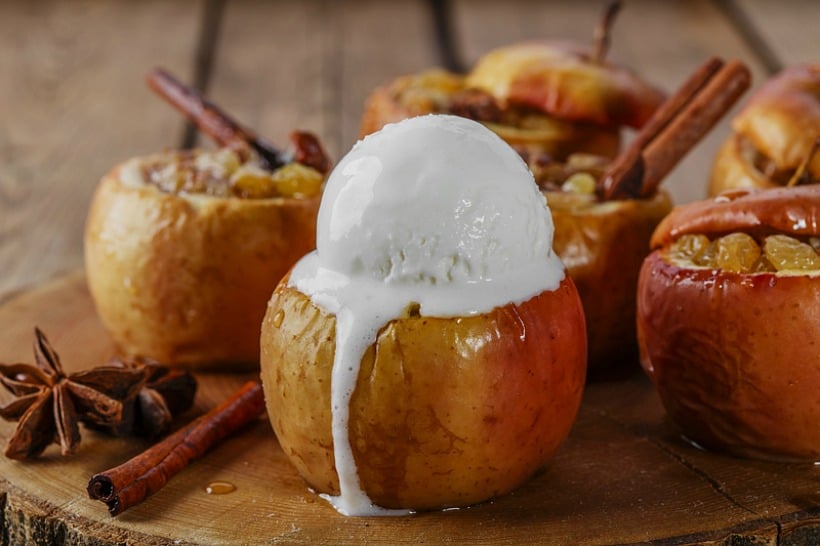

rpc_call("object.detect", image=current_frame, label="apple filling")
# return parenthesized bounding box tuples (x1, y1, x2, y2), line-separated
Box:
(139, 148, 324, 199)
(666, 232, 820, 273)
(387, 69, 465, 115)
(384, 70, 618, 189)
(736, 135, 793, 185)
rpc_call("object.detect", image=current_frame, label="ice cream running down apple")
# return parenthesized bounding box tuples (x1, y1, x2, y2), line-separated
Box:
(287, 114, 567, 515)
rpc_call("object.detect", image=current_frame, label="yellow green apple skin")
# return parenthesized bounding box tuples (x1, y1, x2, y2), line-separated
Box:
(549, 190, 673, 377)
(85, 164, 319, 370)
(260, 275, 587, 510)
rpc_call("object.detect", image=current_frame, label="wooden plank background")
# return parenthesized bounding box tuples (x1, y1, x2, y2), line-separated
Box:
(0, 1, 203, 298)
(2, 0, 819, 297)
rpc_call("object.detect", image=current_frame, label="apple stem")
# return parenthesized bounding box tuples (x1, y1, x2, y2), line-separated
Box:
(591, 0, 622, 64)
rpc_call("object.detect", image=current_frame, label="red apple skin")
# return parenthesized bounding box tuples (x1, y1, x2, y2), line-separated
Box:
(260, 275, 587, 510)
(637, 251, 820, 461)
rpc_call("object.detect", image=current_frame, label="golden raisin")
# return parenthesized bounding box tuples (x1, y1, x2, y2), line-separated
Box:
(715, 233, 761, 273)
(763, 235, 820, 271)
(693, 240, 719, 268)
(750, 255, 776, 273)
(230, 163, 323, 199)
(669, 234, 711, 262)
(561, 172, 597, 195)
(268, 163, 323, 198)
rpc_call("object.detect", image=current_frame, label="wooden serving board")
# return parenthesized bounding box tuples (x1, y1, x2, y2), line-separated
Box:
(0, 273, 817, 545)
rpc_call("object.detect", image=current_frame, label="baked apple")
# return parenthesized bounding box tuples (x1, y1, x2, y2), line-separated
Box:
(637, 185, 820, 461)
(360, 4, 664, 180)
(261, 115, 587, 514)
(709, 64, 820, 196)
(548, 188, 672, 374)
(85, 70, 331, 370)
(359, 4, 669, 377)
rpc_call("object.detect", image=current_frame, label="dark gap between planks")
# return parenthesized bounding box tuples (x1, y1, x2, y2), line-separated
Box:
(181, 0, 227, 149)
(714, 0, 784, 75)
(427, 0, 466, 73)
(182, 0, 465, 153)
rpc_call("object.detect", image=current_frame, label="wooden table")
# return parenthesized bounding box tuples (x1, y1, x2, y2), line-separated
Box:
(0, 1, 818, 544)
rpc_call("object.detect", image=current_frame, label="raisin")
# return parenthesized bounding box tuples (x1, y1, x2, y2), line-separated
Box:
(693, 240, 719, 268)
(561, 173, 597, 195)
(763, 235, 820, 271)
(232, 163, 323, 199)
(715, 233, 760, 273)
(669, 234, 711, 262)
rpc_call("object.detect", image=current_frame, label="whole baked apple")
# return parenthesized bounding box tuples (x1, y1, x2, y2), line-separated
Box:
(360, 40, 664, 181)
(260, 116, 587, 514)
(637, 186, 820, 461)
(86, 69, 331, 370)
(359, 8, 668, 378)
(86, 148, 325, 370)
(709, 64, 820, 196)
(548, 189, 671, 373)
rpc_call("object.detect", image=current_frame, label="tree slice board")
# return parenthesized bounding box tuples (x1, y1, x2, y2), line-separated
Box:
(0, 273, 817, 545)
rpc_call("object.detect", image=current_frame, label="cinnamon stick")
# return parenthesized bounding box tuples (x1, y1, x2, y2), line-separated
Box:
(87, 381, 265, 516)
(146, 67, 288, 171)
(598, 57, 751, 201)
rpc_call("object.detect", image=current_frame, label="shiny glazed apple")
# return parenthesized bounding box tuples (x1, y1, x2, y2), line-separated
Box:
(550, 189, 672, 374)
(360, 38, 666, 377)
(261, 275, 586, 510)
(260, 115, 587, 513)
(85, 149, 323, 370)
(637, 186, 820, 461)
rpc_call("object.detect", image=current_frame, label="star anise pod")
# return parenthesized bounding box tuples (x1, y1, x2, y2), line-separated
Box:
(102, 356, 197, 438)
(0, 328, 147, 459)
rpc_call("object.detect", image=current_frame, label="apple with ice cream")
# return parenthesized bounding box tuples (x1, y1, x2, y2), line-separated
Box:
(260, 115, 587, 514)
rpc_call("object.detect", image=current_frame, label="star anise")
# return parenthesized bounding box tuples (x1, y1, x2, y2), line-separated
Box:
(0, 328, 147, 459)
(102, 356, 197, 438)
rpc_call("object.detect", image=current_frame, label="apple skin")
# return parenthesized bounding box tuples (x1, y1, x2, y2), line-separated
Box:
(650, 185, 820, 248)
(465, 41, 666, 129)
(549, 191, 672, 377)
(359, 69, 464, 138)
(85, 163, 319, 370)
(637, 251, 820, 461)
(260, 276, 587, 510)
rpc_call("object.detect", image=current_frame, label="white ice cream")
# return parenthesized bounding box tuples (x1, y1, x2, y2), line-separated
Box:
(289, 114, 565, 516)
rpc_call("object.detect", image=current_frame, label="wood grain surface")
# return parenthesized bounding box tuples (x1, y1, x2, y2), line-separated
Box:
(0, 1, 204, 298)
(0, 273, 817, 545)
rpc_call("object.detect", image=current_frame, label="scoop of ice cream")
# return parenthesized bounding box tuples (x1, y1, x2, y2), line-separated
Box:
(296, 114, 563, 316)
